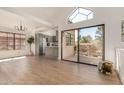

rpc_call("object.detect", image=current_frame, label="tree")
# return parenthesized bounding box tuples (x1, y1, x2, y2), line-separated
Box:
(80, 35, 92, 43)
(79, 35, 82, 41)
(95, 26, 103, 42)
(27, 36, 34, 55)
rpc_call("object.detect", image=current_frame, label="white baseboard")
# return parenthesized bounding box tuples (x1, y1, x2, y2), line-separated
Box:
(119, 73, 124, 84)
(116, 70, 124, 85)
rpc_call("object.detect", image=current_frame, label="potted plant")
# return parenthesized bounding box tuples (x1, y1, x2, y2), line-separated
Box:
(98, 60, 113, 75)
(27, 36, 34, 55)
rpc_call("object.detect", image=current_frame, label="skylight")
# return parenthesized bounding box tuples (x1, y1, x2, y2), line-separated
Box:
(68, 8, 93, 23)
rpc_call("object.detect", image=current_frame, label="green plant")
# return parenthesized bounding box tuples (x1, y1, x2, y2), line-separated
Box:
(27, 36, 34, 55)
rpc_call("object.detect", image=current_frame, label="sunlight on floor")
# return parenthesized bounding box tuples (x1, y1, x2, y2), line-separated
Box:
(0, 56, 26, 62)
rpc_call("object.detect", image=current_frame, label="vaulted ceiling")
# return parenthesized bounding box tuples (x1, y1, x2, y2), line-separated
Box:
(1, 7, 121, 32)
(0, 7, 75, 31)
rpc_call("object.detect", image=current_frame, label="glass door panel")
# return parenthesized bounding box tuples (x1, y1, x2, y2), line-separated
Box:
(79, 26, 104, 65)
(62, 30, 78, 62)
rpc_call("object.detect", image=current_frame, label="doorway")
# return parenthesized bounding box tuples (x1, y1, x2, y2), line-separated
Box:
(61, 24, 105, 66)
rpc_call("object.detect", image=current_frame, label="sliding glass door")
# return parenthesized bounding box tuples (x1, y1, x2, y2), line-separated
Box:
(62, 25, 104, 66)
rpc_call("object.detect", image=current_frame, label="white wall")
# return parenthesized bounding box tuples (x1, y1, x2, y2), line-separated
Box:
(116, 48, 124, 84)
(58, 8, 124, 69)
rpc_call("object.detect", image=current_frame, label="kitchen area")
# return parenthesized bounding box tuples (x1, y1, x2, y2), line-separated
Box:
(35, 30, 58, 59)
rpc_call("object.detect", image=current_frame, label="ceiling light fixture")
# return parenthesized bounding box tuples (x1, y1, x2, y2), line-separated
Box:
(15, 21, 27, 31)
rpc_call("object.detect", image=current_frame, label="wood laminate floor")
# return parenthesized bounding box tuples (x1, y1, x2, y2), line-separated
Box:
(0, 56, 121, 85)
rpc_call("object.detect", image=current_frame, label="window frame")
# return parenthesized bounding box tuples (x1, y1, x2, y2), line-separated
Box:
(20, 34, 26, 49)
(65, 32, 74, 46)
(0, 31, 26, 51)
(15, 33, 21, 50)
(0, 32, 8, 50)
(68, 7, 94, 23)
(7, 32, 15, 50)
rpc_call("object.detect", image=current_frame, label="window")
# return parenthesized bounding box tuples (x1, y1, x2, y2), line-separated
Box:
(0, 32, 26, 50)
(15, 34, 26, 50)
(15, 34, 21, 50)
(21, 34, 26, 49)
(68, 8, 93, 23)
(8, 33, 14, 50)
(66, 33, 74, 46)
(0, 32, 8, 50)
